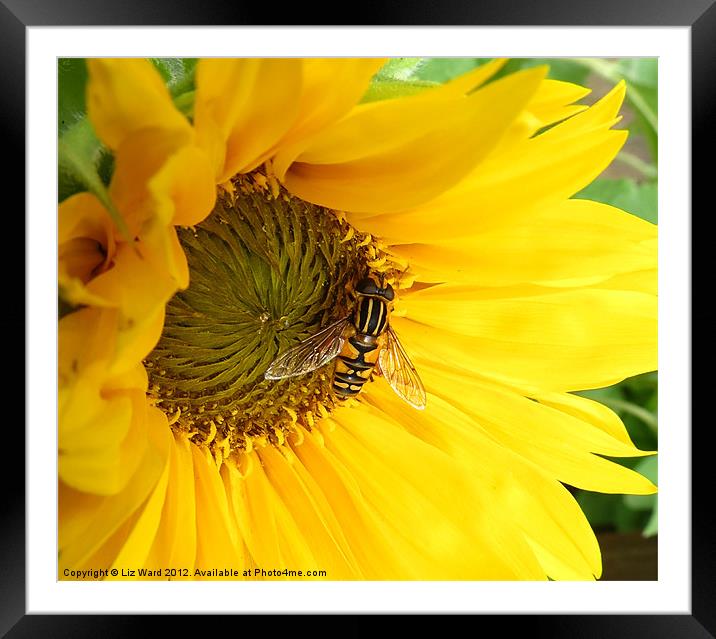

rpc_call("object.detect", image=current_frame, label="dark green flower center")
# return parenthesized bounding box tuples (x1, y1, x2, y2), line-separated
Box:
(145, 172, 396, 460)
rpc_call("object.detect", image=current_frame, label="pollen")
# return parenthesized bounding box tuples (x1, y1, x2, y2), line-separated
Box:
(145, 170, 405, 458)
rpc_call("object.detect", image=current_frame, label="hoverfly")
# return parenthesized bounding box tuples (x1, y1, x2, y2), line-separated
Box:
(264, 274, 426, 410)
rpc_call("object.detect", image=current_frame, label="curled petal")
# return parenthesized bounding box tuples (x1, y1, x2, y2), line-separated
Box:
(86, 58, 191, 150)
(278, 67, 548, 214)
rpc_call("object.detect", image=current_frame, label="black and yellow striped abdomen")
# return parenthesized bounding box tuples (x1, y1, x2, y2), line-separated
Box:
(332, 279, 393, 400)
(332, 328, 386, 399)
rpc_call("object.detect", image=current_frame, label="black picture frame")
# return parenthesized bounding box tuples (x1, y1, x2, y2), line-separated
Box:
(8, 0, 707, 635)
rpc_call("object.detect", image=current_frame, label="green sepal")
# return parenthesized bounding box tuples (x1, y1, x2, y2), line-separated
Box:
(58, 118, 132, 243)
(151, 58, 198, 118)
(576, 178, 657, 224)
(58, 58, 88, 135)
(361, 79, 438, 103)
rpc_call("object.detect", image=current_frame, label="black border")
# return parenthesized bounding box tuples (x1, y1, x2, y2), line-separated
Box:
(9, 1, 708, 635)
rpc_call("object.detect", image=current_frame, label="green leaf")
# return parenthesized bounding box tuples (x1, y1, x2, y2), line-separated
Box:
(616, 58, 657, 89)
(150, 58, 198, 96)
(58, 118, 131, 242)
(494, 58, 591, 86)
(415, 57, 590, 86)
(361, 79, 438, 103)
(614, 500, 649, 532)
(642, 502, 658, 537)
(623, 457, 657, 512)
(173, 90, 196, 117)
(370, 57, 591, 104)
(413, 58, 484, 83)
(635, 455, 657, 482)
(621, 371, 658, 404)
(58, 58, 88, 134)
(364, 57, 440, 103)
(576, 492, 619, 528)
(541, 59, 592, 85)
(375, 58, 425, 81)
(622, 457, 658, 536)
(576, 178, 657, 223)
(576, 386, 624, 404)
(628, 83, 658, 162)
(59, 118, 103, 193)
(623, 493, 657, 512)
(151, 58, 198, 118)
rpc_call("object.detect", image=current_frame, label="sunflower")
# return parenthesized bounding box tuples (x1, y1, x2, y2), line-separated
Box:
(58, 58, 657, 581)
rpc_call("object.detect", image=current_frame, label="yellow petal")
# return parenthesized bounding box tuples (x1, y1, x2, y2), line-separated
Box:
(59, 308, 114, 401)
(59, 405, 171, 570)
(59, 193, 118, 306)
(257, 444, 362, 578)
(398, 366, 656, 494)
(534, 390, 644, 450)
(84, 242, 177, 374)
(192, 444, 245, 574)
(59, 191, 116, 252)
(221, 453, 283, 569)
(59, 390, 148, 495)
(290, 426, 429, 579)
(280, 67, 548, 214)
(388, 200, 656, 286)
(109, 439, 171, 572)
(278, 58, 387, 150)
(392, 282, 656, 391)
(139, 220, 190, 290)
(110, 127, 215, 232)
(493, 77, 592, 152)
(322, 407, 546, 579)
(436, 58, 508, 96)
(149, 144, 217, 227)
(113, 306, 166, 379)
(352, 88, 627, 241)
(145, 433, 197, 574)
(59, 239, 112, 307)
(598, 268, 658, 296)
(556, 80, 627, 137)
(528, 79, 591, 126)
(58, 484, 103, 556)
(194, 59, 303, 181)
(363, 383, 601, 579)
(419, 366, 651, 459)
(86, 58, 191, 150)
(364, 59, 509, 107)
(59, 309, 149, 495)
(224, 447, 332, 577)
(68, 517, 136, 578)
(250, 447, 326, 574)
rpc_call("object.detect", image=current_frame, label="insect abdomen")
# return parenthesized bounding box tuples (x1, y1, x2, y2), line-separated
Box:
(332, 333, 383, 398)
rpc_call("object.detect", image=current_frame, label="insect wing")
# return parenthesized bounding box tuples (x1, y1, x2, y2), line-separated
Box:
(264, 316, 350, 380)
(378, 324, 427, 409)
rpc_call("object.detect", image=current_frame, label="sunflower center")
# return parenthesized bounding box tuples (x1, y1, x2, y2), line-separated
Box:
(145, 171, 398, 460)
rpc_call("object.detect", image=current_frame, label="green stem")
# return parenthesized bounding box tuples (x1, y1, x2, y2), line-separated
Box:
(615, 151, 658, 180)
(599, 397, 658, 433)
(173, 90, 195, 118)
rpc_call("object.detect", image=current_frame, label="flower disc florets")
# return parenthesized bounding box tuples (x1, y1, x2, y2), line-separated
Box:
(145, 172, 399, 459)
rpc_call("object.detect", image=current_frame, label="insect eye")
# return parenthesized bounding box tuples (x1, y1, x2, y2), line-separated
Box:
(356, 277, 379, 296)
